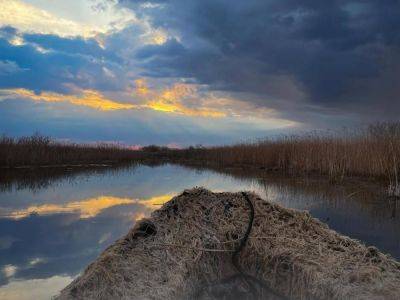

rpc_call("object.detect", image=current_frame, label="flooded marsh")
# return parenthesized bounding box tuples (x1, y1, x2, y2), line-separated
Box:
(0, 163, 399, 299)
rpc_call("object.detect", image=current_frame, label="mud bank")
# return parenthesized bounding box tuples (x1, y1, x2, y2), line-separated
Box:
(57, 188, 400, 299)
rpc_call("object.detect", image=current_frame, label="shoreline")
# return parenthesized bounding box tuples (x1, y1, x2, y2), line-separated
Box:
(1, 159, 399, 200)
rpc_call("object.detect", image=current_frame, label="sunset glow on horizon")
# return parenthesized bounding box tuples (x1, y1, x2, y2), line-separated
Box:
(0, 0, 398, 145)
(0, 2, 399, 299)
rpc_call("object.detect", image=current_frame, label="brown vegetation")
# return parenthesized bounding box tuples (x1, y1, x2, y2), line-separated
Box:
(57, 188, 400, 299)
(0, 134, 146, 167)
(173, 123, 400, 196)
(2, 122, 400, 195)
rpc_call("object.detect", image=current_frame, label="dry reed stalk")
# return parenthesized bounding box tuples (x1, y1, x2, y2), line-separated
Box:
(57, 188, 400, 300)
(0, 134, 146, 167)
(174, 122, 400, 195)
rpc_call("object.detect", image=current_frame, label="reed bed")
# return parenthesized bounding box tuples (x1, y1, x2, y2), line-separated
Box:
(0, 134, 145, 167)
(174, 123, 400, 196)
(2, 122, 399, 195)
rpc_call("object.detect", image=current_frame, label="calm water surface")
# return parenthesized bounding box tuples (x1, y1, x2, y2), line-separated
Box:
(0, 163, 399, 299)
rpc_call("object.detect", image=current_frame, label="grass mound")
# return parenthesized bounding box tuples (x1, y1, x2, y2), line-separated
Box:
(57, 188, 400, 299)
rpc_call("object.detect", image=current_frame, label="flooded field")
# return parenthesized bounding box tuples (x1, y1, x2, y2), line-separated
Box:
(0, 163, 399, 299)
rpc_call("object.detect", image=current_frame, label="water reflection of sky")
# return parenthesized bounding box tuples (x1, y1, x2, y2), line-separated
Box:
(0, 164, 399, 299)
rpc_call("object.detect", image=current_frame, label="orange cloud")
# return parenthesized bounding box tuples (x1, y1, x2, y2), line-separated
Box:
(137, 194, 173, 208)
(134, 79, 149, 96)
(4, 194, 174, 220)
(135, 81, 299, 128)
(8, 196, 136, 219)
(133, 79, 225, 118)
(0, 82, 297, 127)
(0, 85, 224, 117)
(0, 88, 136, 111)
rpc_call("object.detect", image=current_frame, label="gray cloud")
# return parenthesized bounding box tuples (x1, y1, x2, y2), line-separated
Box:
(0, 26, 127, 93)
(0, 98, 282, 146)
(119, 0, 400, 124)
(0, 60, 27, 75)
(1, 1, 398, 145)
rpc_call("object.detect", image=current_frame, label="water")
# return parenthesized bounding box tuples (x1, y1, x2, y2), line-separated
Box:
(0, 163, 399, 299)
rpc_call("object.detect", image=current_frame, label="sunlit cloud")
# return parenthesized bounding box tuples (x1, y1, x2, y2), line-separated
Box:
(134, 79, 150, 96)
(132, 79, 300, 128)
(0, 0, 169, 50)
(7, 196, 136, 219)
(0, 0, 136, 38)
(0, 84, 227, 117)
(8, 35, 25, 46)
(132, 194, 173, 220)
(0, 88, 136, 111)
(0, 275, 73, 300)
(134, 79, 226, 117)
(2, 194, 174, 220)
(0, 81, 297, 126)
(2, 265, 17, 278)
(141, 28, 168, 45)
(198, 94, 299, 128)
(137, 194, 173, 208)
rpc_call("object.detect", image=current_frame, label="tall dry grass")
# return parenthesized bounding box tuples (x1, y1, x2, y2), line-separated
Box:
(0, 134, 145, 167)
(2, 123, 399, 195)
(176, 122, 400, 196)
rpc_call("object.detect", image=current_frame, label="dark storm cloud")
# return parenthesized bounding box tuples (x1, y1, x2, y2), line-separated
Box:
(120, 0, 400, 121)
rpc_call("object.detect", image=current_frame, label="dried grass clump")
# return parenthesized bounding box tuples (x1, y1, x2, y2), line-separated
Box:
(57, 188, 400, 300)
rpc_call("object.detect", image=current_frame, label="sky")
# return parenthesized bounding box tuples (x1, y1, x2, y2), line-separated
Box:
(0, 0, 399, 146)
